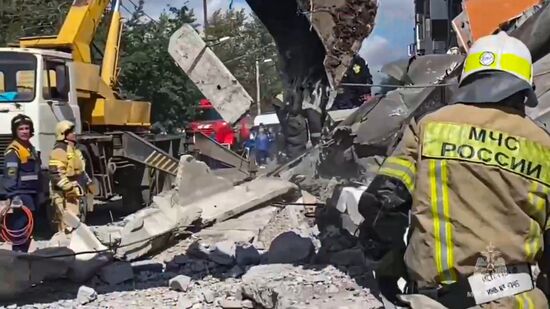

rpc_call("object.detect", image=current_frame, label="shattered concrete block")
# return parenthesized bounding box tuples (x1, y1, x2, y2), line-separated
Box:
(0, 248, 72, 299)
(173, 254, 191, 265)
(187, 241, 211, 259)
(197, 178, 298, 224)
(169, 275, 191, 292)
(241, 299, 254, 308)
(47, 231, 71, 247)
(64, 213, 112, 282)
(241, 265, 294, 309)
(131, 260, 164, 273)
(209, 241, 236, 265)
(175, 155, 233, 205)
(202, 289, 215, 304)
(198, 230, 256, 243)
(91, 225, 123, 246)
(224, 265, 244, 278)
(177, 295, 195, 309)
(220, 299, 242, 308)
(116, 204, 201, 261)
(99, 262, 134, 285)
(77, 285, 97, 305)
(235, 244, 260, 266)
(165, 261, 180, 272)
(267, 232, 314, 264)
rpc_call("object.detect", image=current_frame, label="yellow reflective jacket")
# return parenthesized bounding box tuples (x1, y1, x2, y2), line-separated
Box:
(48, 142, 89, 192)
(363, 103, 550, 287)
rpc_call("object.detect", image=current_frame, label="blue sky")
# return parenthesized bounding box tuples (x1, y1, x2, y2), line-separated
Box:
(138, 0, 414, 71)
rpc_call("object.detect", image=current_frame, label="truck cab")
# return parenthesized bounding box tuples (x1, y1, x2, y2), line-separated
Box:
(0, 48, 80, 167)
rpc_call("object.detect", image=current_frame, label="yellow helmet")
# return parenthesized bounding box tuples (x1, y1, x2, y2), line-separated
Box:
(460, 31, 532, 86)
(55, 120, 75, 141)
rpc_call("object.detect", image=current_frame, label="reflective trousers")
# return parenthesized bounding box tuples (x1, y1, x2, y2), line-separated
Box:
(51, 192, 80, 233)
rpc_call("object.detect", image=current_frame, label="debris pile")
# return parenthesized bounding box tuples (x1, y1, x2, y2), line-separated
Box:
(1, 184, 382, 308)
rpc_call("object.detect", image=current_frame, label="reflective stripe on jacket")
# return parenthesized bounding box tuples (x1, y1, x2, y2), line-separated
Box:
(361, 103, 550, 288)
(48, 142, 90, 192)
(2, 140, 41, 196)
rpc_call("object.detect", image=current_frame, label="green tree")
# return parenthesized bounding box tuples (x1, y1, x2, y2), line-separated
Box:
(117, 1, 203, 128)
(205, 9, 283, 115)
(0, 0, 72, 45)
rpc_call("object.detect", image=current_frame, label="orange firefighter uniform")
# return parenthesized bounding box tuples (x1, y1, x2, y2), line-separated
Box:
(358, 32, 550, 308)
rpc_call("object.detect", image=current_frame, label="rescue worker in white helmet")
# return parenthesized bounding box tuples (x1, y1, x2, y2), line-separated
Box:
(2, 114, 41, 252)
(357, 31, 550, 308)
(48, 120, 95, 232)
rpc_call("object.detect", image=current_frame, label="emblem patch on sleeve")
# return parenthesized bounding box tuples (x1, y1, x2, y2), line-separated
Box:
(7, 167, 16, 177)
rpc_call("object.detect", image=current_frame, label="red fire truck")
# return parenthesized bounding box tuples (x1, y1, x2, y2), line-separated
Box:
(189, 99, 250, 149)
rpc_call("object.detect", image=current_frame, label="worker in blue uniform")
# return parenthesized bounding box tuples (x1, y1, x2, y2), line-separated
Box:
(2, 114, 41, 252)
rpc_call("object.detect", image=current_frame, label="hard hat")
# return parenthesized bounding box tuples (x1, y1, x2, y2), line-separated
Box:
(460, 31, 532, 86)
(11, 114, 34, 139)
(452, 31, 537, 107)
(55, 120, 75, 141)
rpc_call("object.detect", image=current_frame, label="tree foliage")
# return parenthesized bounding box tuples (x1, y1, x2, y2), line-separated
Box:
(206, 9, 283, 115)
(117, 0, 202, 127)
(0, 0, 72, 45)
(0, 0, 283, 125)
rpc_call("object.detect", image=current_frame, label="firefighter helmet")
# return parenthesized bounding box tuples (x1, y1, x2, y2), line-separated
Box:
(11, 114, 34, 139)
(55, 120, 75, 141)
(460, 31, 533, 86)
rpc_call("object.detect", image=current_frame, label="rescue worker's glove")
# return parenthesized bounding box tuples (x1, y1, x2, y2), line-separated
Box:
(87, 182, 99, 195)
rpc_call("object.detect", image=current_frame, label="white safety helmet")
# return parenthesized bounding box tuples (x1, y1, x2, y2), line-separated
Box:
(459, 31, 533, 86)
(452, 31, 537, 107)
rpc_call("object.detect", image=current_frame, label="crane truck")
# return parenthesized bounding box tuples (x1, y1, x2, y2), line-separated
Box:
(0, 0, 184, 221)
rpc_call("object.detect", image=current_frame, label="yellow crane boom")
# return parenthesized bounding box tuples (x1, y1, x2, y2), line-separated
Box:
(101, 0, 123, 87)
(18, 0, 150, 128)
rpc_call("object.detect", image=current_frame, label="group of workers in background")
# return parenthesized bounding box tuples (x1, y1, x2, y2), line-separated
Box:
(1, 117, 94, 252)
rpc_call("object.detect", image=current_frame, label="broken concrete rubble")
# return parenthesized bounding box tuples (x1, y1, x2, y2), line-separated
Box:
(209, 241, 236, 265)
(99, 262, 134, 285)
(266, 231, 314, 264)
(131, 259, 164, 273)
(169, 275, 192, 292)
(98, 155, 297, 262)
(241, 264, 382, 309)
(77, 285, 97, 305)
(235, 244, 260, 266)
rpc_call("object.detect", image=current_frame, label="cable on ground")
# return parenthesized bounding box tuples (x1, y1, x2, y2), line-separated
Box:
(0, 205, 34, 246)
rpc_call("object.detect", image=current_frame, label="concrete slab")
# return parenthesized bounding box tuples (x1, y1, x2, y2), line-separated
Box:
(175, 155, 233, 206)
(65, 213, 112, 282)
(99, 262, 134, 285)
(196, 206, 279, 243)
(196, 177, 297, 223)
(0, 247, 74, 300)
(168, 24, 253, 125)
(114, 192, 202, 261)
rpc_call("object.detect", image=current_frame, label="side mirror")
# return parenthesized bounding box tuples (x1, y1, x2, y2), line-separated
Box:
(55, 65, 69, 100)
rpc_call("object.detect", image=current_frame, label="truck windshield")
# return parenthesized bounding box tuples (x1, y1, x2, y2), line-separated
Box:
(196, 107, 222, 122)
(0, 52, 37, 103)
